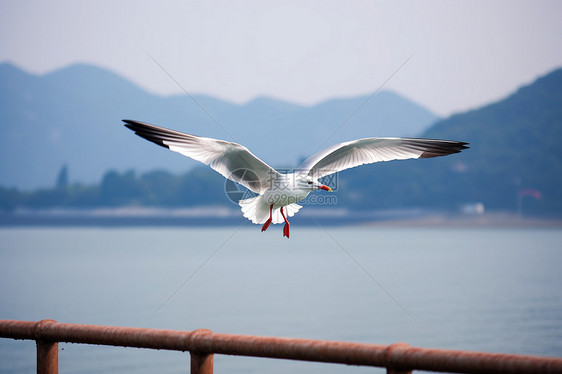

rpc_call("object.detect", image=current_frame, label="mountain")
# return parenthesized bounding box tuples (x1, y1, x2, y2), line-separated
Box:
(421, 68, 562, 213)
(335, 67, 562, 215)
(0, 63, 438, 189)
(2, 64, 561, 217)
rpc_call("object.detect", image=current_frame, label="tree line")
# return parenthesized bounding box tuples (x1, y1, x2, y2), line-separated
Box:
(0, 167, 231, 211)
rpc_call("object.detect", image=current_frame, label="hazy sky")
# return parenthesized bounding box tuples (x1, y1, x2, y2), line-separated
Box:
(1, 0, 561, 116)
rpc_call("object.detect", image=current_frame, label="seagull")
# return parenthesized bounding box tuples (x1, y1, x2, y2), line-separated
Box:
(124, 119, 468, 238)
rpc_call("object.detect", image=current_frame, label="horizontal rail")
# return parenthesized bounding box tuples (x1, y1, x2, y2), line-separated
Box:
(1, 320, 562, 374)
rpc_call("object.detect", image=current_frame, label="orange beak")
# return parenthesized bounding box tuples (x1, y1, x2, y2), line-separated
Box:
(318, 185, 333, 192)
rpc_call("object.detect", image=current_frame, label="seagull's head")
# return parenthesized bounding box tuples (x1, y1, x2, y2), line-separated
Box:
(300, 175, 333, 192)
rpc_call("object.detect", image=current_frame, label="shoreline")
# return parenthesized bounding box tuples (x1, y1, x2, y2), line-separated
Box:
(1, 207, 560, 228)
(364, 212, 562, 228)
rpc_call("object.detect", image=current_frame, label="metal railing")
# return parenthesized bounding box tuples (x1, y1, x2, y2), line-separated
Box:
(1, 319, 561, 374)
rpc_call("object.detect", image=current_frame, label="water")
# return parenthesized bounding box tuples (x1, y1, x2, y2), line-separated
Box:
(1, 226, 561, 373)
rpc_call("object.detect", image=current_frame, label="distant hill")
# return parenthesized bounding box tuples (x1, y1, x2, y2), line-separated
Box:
(0, 63, 438, 189)
(2, 64, 561, 217)
(336, 67, 562, 215)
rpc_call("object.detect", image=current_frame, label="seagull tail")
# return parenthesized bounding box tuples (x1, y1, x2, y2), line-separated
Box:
(239, 195, 302, 224)
(239, 195, 270, 224)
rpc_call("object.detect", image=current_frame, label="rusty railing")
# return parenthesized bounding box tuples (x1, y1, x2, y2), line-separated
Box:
(1, 319, 561, 374)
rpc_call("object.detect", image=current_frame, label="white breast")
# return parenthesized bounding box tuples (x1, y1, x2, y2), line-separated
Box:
(262, 174, 311, 207)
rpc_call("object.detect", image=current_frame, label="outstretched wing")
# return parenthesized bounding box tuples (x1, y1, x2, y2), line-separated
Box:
(298, 137, 469, 179)
(123, 119, 280, 193)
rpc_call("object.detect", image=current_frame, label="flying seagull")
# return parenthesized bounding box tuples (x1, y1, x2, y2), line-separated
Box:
(124, 119, 468, 238)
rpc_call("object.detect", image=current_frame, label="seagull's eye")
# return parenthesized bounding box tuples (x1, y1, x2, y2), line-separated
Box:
(307, 181, 313, 185)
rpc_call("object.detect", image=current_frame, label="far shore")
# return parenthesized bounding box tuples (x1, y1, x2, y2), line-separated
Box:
(1, 207, 561, 228)
(363, 212, 562, 228)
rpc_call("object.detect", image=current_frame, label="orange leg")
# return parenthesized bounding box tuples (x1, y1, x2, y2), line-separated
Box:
(261, 204, 273, 232)
(280, 207, 290, 238)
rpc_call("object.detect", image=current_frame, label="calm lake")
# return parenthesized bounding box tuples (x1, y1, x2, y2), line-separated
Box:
(1, 226, 561, 373)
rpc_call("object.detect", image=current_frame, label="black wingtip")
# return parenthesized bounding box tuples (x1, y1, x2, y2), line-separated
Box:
(123, 119, 135, 130)
(123, 119, 140, 129)
(409, 139, 470, 159)
(122, 119, 171, 150)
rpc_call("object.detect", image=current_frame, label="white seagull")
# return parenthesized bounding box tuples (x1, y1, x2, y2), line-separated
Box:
(124, 119, 468, 238)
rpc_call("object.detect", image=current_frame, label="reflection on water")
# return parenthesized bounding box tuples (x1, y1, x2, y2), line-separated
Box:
(1, 227, 561, 373)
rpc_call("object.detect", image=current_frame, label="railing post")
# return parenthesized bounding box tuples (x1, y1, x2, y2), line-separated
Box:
(37, 340, 58, 374)
(190, 352, 213, 374)
(35, 319, 58, 374)
(386, 343, 412, 374)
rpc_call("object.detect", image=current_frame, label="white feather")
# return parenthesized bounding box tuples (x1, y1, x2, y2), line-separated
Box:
(298, 138, 467, 179)
(124, 120, 280, 193)
(239, 195, 302, 224)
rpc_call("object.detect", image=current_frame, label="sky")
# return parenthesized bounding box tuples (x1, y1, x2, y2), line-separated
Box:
(1, 0, 561, 116)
